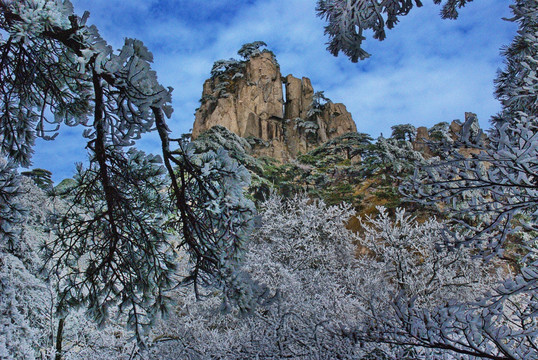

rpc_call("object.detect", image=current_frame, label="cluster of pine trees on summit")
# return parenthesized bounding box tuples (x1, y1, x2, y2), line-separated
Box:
(0, 0, 536, 359)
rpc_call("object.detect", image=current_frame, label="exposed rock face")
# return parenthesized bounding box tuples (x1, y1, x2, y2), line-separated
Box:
(413, 126, 433, 158)
(457, 112, 485, 157)
(449, 120, 463, 138)
(319, 103, 357, 142)
(192, 51, 357, 161)
(284, 75, 314, 120)
(411, 112, 485, 158)
(193, 52, 284, 139)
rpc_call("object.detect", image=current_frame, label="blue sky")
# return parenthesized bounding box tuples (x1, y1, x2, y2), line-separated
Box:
(30, 0, 517, 182)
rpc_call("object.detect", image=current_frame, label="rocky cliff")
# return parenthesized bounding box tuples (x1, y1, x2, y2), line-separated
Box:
(192, 50, 357, 161)
(412, 112, 485, 158)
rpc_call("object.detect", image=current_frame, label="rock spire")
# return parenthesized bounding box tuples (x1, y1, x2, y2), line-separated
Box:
(192, 46, 357, 161)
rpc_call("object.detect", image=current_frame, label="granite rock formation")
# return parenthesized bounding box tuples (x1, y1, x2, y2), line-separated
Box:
(192, 51, 357, 161)
(412, 112, 485, 158)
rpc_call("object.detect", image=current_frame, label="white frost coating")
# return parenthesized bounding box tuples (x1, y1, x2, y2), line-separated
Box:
(9, 0, 71, 41)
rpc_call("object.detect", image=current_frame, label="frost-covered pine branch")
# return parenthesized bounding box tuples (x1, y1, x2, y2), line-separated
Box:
(0, 1, 257, 353)
(316, 0, 474, 62)
(377, 1, 538, 358)
(402, 0, 537, 256)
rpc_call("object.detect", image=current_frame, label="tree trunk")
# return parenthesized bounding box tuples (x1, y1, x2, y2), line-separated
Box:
(55, 318, 65, 360)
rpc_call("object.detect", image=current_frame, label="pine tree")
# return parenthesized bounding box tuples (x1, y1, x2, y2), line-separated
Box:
(0, 1, 256, 350)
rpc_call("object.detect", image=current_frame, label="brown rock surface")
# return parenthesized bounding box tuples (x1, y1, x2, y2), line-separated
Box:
(192, 51, 357, 161)
(318, 103, 357, 143)
(413, 126, 433, 158)
(192, 52, 284, 140)
(449, 120, 462, 140)
(299, 77, 314, 119)
(409, 114, 485, 158)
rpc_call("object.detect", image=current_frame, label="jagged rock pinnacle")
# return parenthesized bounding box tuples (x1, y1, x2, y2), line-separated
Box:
(192, 50, 357, 161)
